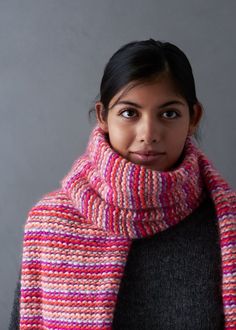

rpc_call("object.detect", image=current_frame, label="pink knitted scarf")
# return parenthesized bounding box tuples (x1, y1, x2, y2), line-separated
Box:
(20, 125, 236, 329)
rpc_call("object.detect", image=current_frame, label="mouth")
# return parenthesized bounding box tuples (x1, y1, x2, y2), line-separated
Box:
(130, 151, 166, 164)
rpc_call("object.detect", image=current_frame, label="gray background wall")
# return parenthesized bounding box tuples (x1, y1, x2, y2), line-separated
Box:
(1, 0, 235, 328)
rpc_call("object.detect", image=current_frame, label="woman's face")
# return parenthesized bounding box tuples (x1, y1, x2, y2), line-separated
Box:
(96, 75, 202, 171)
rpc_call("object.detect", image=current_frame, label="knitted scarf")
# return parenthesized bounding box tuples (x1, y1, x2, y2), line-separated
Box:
(20, 125, 236, 329)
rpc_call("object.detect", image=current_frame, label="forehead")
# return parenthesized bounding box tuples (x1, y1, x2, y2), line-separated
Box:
(108, 75, 183, 109)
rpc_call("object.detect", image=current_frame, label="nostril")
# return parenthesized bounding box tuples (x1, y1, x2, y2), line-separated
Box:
(140, 138, 157, 143)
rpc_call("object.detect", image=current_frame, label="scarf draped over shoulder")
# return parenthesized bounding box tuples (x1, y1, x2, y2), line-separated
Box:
(19, 125, 236, 329)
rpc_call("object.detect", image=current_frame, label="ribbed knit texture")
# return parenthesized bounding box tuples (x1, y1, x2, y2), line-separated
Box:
(19, 125, 236, 329)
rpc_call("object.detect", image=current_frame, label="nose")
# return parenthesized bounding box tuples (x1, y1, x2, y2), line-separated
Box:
(138, 118, 161, 144)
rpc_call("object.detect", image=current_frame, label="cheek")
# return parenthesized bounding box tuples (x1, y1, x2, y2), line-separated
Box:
(164, 127, 189, 155)
(108, 126, 134, 152)
(111, 130, 131, 146)
(167, 123, 189, 141)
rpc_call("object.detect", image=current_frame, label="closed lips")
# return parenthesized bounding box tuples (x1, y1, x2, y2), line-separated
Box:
(131, 151, 165, 155)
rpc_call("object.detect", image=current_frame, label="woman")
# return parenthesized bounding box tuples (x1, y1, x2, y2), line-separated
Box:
(10, 39, 235, 329)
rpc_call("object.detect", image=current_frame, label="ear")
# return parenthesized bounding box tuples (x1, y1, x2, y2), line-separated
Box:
(188, 103, 203, 136)
(95, 101, 109, 133)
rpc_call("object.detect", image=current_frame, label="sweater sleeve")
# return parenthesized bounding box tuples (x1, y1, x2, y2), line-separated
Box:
(8, 268, 21, 330)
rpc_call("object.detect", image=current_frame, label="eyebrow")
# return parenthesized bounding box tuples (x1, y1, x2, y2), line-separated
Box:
(110, 100, 186, 109)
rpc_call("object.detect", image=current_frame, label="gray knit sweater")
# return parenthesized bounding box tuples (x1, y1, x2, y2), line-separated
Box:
(9, 196, 224, 329)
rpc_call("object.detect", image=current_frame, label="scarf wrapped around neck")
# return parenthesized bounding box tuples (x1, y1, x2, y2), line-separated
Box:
(20, 125, 236, 329)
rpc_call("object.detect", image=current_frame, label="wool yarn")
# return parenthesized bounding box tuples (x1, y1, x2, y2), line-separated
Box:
(19, 125, 236, 329)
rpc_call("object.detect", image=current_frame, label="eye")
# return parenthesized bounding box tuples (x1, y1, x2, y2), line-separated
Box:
(162, 110, 179, 119)
(120, 108, 137, 118)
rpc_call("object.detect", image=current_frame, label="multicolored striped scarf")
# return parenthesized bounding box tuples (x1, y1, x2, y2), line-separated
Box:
(20, 125, 236, 329)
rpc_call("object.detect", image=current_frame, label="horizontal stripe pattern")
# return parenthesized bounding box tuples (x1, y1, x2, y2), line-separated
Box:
(20, 191, 131, 329)
(20, 125, 236, 329)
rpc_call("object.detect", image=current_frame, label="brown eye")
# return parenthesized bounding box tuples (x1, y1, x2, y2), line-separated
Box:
(162, 110, 179, 119)
(120, 108, 137, 118)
